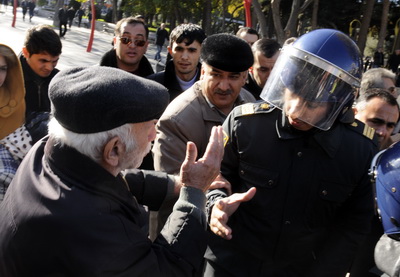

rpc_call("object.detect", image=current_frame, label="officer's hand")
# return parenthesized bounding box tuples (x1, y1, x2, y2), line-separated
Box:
(179, 126, 224, 192)
(209, 187, 256, 240)
(209, 174, 232, 195)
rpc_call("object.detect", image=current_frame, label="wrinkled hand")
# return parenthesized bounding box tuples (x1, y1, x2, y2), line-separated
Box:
(210, 187, 256, 240)
(179, 126, 224, 192)
(209, 174, 232, 195)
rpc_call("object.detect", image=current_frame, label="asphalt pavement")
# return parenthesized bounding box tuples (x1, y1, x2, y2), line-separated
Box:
(0, 7, 166, 72)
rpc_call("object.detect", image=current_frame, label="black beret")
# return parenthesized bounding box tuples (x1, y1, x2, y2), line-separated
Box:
(49, 66, 169, 134)
(200, 33, 254, 72)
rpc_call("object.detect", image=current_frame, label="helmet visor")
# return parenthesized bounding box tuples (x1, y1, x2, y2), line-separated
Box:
(260, 46, 359, 131)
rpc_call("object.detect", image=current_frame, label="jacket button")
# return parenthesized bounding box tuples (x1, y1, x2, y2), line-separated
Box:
(268, 180, 274, 186)
(322, 190, 328, 196)
(285, 220, 291, 225)
(297, 152, 302, 157)
(240, 170, 245, 175)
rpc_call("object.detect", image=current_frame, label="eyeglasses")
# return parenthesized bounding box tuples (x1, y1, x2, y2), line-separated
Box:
(119, 36, 146, 47)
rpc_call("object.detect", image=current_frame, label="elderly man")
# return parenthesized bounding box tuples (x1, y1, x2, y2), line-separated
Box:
(359, 68, 397, 98)
(0, 66, 224, 276)
(151, 33, 255, 238)
(100, 17, 154, 77)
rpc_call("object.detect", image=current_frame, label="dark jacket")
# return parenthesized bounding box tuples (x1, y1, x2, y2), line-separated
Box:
(156, 27, 169, 46)
(0, 136, 209, 276)
(147, 60, 201, 101)
(58, 7, 68, 24)
(243, 72, 262, 100)
(205, 102, 378, 277)
(19, 55, 59, 121)
(99, 49, 154, 77)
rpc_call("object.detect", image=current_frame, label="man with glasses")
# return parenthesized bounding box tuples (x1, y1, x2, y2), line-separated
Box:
(100, 17, 154, 77)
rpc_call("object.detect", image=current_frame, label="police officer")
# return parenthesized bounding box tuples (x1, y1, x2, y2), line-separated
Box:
(205, 29, 378, 277)
(371, 141, 400, 277)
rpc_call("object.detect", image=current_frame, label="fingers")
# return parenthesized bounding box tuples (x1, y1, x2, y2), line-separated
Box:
(201, 126, 224, 163)
(180, 141, 197, 184)
(210, 200, 233, 240)
(184, 141, 198, 165)
(226, 187, 257, 205)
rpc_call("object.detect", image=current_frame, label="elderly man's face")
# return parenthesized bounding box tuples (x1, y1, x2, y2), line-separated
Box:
(283, 89, 329, 131)
(355, 97, 399, 149)
(123, 119, 157, 170)
(114, 22, 149, 72)
(200, 63, 247, 115)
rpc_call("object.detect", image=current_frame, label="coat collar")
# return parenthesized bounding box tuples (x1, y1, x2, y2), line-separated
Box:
(44, 137, 138, 210)
(275, 110, 344, 158)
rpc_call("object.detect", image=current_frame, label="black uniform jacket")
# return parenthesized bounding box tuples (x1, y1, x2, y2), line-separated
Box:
(0, 136, 208, 276)
(99, 49, 154, 77)
(147, 60, 202, 101)
(206, 102, 378, 277)
(243, 72, 262, 100)
(19, 55, 59, 119)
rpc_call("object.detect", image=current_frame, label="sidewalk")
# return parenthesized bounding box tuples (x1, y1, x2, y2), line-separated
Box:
(0, 8, 167, 72)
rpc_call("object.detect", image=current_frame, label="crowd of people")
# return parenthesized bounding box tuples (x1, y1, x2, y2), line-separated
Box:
(0, 15, 400, 277)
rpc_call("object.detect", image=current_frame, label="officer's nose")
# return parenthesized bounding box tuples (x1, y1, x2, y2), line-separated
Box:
(286, 98, 304, 118)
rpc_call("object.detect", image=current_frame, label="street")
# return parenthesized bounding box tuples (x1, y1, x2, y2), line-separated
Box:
(0, 7, 165, 72)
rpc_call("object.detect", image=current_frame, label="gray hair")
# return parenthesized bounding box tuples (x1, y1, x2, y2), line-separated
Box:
(48, 117, 137, 163)
(360, 68, 396, 95)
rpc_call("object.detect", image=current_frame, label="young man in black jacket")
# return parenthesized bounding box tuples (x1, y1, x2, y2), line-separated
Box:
(147, 23, 206, 101)
(19, 24, 62, 123)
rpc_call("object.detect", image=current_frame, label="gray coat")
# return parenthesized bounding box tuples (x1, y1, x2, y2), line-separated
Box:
(153, 81, 255, 175)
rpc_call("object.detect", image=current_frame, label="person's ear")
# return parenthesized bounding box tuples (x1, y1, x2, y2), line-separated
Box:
(249, 66, 253, 74)
(352, 106, 358, 116)
(200, 64, 205, 80)
(103, 136, 122, 167)
(22, 47, 30, 58)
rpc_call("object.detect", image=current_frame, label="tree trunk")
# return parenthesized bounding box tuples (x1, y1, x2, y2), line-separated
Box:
(52, 0, 64, 27)
(311, 0, 318, 30)
(284, 0, 300, 38)
(357, 0, 375, 54)
(378, 0, 390, 49)
(271, 0, 285, 44)
(202, 0, 212, 35)
(253, 0, 268, 38)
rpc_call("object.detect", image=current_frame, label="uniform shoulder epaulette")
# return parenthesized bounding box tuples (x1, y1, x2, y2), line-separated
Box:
(347, 119, 379, 145)
(234, 102, 275, 119)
